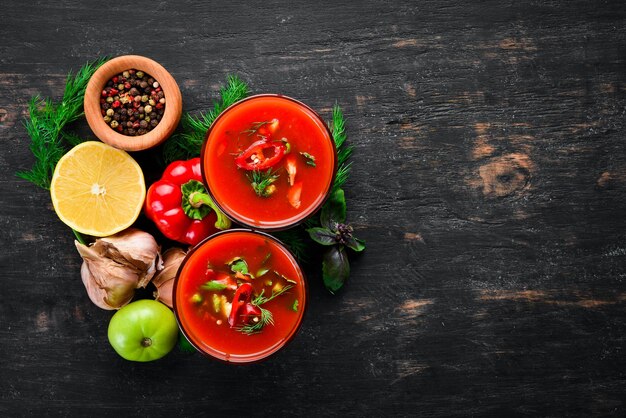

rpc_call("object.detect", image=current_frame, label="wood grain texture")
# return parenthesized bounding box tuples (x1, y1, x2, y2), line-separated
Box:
(1, 0, 626, 416)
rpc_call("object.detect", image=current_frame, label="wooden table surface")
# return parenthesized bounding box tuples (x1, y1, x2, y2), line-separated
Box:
(2, 1, 625, 416)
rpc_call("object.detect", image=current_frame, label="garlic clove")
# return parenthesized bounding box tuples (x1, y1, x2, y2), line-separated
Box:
(76, 240, 139, 310)
(98, 228, 163, 288)
(153, 247, 186, 308)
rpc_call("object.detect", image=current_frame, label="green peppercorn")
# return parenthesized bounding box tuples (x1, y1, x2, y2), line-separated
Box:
(103, 115, 111, 123)
(106, 108, 114, 117)
(106, 97, 114, 103)
(141, 95, 149, 103)
(144, 105, 153, 114)
(148, 99, 156, 106)
(144, 116, 151, 122)
(136, 71, 144, 78)
(122, 71, 130, 78)
(110, 120, 119, 128)
(118, 84, 124, 90)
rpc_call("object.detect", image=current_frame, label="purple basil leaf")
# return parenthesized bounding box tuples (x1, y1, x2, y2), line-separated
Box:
(345, 236, 366, 252)
(322, 246, 350, 294)
(321, 188, 346, 229)
(307, 227, 337, 246)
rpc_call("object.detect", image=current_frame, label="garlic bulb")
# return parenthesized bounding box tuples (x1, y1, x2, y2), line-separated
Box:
(75, 228, 163, 310)
(152, 247, 186, 308)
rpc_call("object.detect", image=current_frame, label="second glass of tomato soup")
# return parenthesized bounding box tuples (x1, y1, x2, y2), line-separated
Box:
(174, 229, 307, 363)
(201, 94, 337, 230)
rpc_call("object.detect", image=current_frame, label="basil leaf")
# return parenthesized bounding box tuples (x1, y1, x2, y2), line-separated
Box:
(345, 236, 366, 252)
(227, 256, 253, 277)
(200, 281, 228, 291)
(321, 188, 346, 229)
(256, 267, 270, 277)
(307, 227, 337, 246)
(322, 246, 350, 294)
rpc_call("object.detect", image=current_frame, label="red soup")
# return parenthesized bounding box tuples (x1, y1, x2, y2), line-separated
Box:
(174, 230, 306, 363)
(202, 95, 336, 229)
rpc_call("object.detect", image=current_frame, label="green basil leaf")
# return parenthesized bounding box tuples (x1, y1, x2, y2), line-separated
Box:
(307, 227, 337, 246)
(256, 267, 270, 277)
(200, 281, 228, 291)
(321, 188, 346, 229)
(226, 256, 254, 278)
(322, 246, 350, 294)
(345, 236, 366, 252)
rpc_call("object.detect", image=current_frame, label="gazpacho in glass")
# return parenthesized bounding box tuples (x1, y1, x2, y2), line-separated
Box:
(201, 94, 336, 230)
(174, 229, 306, 363)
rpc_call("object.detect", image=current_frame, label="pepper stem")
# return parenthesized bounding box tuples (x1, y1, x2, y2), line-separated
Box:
(189, 192, 232, 230)
(180, 179, 231, 230)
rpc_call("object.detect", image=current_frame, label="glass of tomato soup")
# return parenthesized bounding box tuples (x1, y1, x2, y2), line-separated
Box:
(201, 95, 336, 230)
(173, 229, 307, 363)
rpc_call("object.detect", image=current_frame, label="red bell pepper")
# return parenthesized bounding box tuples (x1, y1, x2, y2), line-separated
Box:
(234, 139, 286, 171)
(144, 158, 231, 246)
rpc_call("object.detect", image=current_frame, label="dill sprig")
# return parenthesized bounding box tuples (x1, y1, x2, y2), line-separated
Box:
(252, 285, 294, 306)
(163, 75, 249, 163)
(237, 307, 274, 335)
(237, 285, 293, 335)
(329, 104, 353, 192)
(246, 168, 280, 197)
(272, 229, 310, 262)
(16, 57, 109, 189)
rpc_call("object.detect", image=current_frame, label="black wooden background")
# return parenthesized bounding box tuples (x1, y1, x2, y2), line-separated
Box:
(2, 1, 626, 416)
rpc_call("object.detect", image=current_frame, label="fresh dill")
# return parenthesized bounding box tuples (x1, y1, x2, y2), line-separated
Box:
(162, 75, 249, 163)
(237, 285, 294, 335)
(252, 285, 294, 306)
(329, 104, 353, 192)
(16, 57, 109, 189)
(241, 120, 271, 137)
(246, 168, 280, 197)
(272, 228, 310, 262)
(237, 307, 274, 335)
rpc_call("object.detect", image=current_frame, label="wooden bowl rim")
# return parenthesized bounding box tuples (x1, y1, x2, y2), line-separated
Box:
(84, 55, 182, 151)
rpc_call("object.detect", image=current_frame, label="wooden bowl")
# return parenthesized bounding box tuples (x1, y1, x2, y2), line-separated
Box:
(84, 55, 182, 151)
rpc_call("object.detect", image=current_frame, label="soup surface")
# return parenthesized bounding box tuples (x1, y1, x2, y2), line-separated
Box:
(202, 95, 335, 229)
(175, 230, 306, 362)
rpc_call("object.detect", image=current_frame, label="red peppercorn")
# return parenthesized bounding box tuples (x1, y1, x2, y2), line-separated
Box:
(124, 82, 131, 89)
(155, 87, 162, 92)
(112, 100, 121, 108)
(155, 103, 164, 109)
(110, 88, 119, 96)
(112, 76, 118, 83)
(117, 125, 123, 132)
(101, 90, 107, 97)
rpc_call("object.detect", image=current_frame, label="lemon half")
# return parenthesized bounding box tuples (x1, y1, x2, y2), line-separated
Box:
(50, 141, 145, 237)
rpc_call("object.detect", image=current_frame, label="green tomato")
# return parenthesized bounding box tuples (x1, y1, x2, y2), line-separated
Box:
(108, 300, 178, 362)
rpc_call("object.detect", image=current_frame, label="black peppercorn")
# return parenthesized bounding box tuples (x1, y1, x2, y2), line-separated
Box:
(100, 68, 166, 136)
